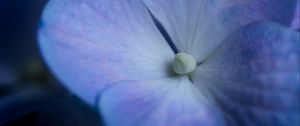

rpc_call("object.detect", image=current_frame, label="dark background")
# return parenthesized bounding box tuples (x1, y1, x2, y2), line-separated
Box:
(0, 0, 103, 125)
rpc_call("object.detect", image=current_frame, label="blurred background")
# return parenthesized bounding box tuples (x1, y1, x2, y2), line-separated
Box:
(0, 0, 103, 125)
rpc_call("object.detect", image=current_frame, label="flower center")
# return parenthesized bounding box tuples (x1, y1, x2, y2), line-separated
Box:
(172, 52, 197, 75)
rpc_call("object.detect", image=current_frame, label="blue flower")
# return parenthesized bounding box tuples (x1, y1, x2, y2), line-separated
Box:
(38, 0, 300, 125)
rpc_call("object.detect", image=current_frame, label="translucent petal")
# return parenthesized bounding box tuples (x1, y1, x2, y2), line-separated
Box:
(39, 0, 174, 104)
(192, 22, 300, 125)
(143, 0, 298, 62)
(98, 76, 225, 126)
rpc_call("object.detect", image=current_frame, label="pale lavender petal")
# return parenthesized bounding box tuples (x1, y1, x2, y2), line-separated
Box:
(39, 0, 174, 105)
(143, 0, 298, 62)
(98, 76, 225, 126)
(193, 22, 300, 125)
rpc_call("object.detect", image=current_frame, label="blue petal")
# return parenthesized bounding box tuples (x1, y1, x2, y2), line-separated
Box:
(143, 0, 298, 62)
(98, 76, 225, 126)
(193, 22, 300, 125)
(291, 1, 300, 29)
(39, 0, 174, 104)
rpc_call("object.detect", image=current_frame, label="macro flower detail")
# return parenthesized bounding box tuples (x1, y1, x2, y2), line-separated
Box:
(172, 52, 197, 75)
(38, 0, 299, 126)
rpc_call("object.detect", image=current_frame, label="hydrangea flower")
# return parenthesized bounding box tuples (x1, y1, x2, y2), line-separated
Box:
(38, 0, 300, 125)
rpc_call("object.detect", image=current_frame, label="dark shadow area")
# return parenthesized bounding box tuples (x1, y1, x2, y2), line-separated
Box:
(0, 0, 103, 125)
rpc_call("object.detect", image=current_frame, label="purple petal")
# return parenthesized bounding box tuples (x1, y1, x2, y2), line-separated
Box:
(291, 0, 300, 29)
(193, 22, 299, 125)
(39, 0, 174, 104)
(98, 76, 225, 126)
(143, 0, 298, 62)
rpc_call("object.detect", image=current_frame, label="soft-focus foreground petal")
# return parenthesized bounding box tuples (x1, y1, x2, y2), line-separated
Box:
(39, 0, 174, 104)
(192, 22, 300, 126)
(143, 0, 298, 62)
(98, 76, 225, 126)
(291, 0, 300, 29)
